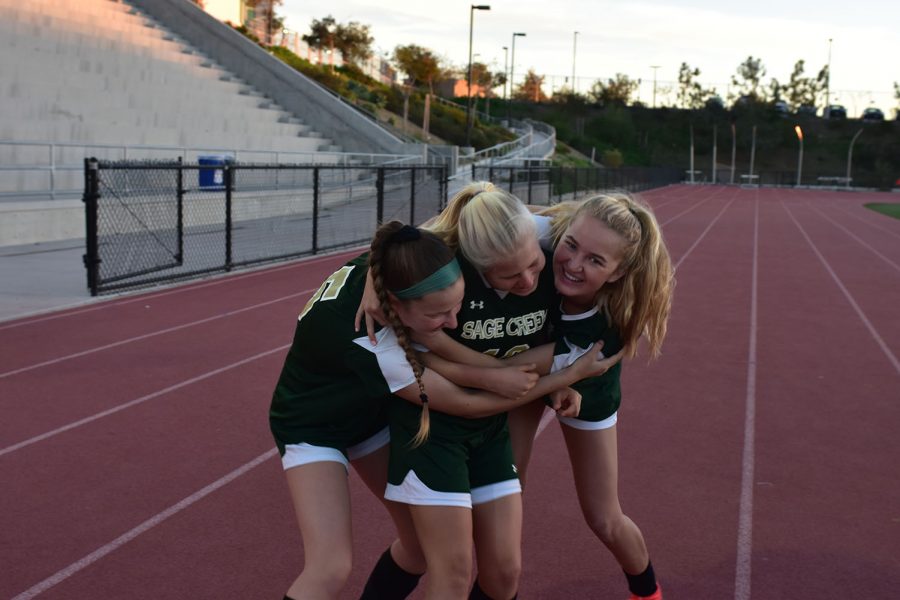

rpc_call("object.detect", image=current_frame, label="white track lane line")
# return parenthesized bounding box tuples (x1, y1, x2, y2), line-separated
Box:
(0, 287, 315, 379)
(0, 247, 361, 331)
(672, 191, 737, 270)
(827, 200, 900, 241)
(808, 203, 900, 275)
(0, 345, 289, 457)
(9, 448, 278, 600)
(734, 191, 759, 600)
(782, 200, 900, 375)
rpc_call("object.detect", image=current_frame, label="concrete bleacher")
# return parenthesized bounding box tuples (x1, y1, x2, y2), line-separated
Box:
(0, 0, 420, 246)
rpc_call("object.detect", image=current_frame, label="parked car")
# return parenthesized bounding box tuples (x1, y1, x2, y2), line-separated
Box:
(796, 104, 817, 117)
(823, 104, 847, 120)
(773, 100, 790, 116)
(861, 107, 885, 122)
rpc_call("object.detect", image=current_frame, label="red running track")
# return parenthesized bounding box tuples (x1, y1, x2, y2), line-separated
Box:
(1, 185, 898, 599)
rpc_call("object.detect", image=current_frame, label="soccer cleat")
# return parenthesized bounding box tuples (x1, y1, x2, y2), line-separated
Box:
(628, 584, 662, 600)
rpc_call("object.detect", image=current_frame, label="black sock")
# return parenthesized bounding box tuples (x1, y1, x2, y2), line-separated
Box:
(359, 546, 423, 599)
(624, 560, 658, 597)
(469, 579, 517, 600)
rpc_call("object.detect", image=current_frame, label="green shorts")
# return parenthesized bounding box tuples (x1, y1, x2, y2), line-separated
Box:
(385, 397, 520, 508)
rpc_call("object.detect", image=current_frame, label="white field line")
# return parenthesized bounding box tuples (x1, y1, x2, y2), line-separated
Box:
(0, 287, 315, 379)
(0, 345, 290, 457)
(782, 201, 900, 376)
(808, 203, 900, 275)
(9, 448, 278, 600)
(734, 192, 759, 600)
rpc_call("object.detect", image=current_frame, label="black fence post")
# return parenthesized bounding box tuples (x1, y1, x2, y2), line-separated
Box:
(175, 156, 184, 265)
(224, 164, 233, 271)
(527, 162, 534, 203)
(312, 167, 319, 254)
(376, 168, 385, 224)
(409, 167, 417, 224)
(82, 157, 101, 296)
(441, 165, 448, 210)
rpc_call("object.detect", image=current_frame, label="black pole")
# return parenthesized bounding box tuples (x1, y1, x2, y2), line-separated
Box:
(312, 167, 319, 254)
(376, 168, 385, 224)
(409, 167, 416, 224)
(175, 156, 184, 265)
(224, 164, 233, 271)
(82, 157, 101, 296)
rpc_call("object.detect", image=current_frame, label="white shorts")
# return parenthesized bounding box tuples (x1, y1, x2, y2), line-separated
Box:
(558, 410, 618, 431)
(281, 426, 390, 471)
(385, 469, 521, 508)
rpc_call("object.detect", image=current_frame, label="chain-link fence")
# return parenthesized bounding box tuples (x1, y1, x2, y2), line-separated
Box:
(469, 164, 683, 205)
(83, 160, 681, 295)
(83, 159, 447, 295)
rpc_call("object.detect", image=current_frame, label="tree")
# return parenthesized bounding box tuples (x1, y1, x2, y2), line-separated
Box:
(392, 44, 443, 94)
(245, 0, 283, 45)
(334, 21, 373, 67)
(730, 56, 767, 103)
(514, 70, 548, 102)
(675, 63, 711, 109)
(304, 16, 373, 69)
(588, 73, 639, 107)
(894, 82, 900, 118)
(782, 60, 826, 109)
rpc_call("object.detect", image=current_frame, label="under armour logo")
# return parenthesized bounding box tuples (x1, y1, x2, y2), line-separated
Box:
(470, 300, 484, 309)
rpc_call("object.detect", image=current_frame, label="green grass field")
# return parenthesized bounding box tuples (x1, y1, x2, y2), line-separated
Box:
(865, 202, 900, 219)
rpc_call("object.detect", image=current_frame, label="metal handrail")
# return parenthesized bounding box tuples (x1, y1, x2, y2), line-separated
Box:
(0, 139, 422, 201)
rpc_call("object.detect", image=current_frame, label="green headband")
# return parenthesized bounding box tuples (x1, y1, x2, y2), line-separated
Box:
(391, 258, 461, 299)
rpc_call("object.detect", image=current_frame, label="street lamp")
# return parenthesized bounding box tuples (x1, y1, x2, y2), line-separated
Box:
(571, 31, 579, 93)
(794, 125, 804, 187)
(508, 32, 526, 122)
(825, 38, 833, 108)
(466, 4, 491, 148)
(846, 128, 863, 188)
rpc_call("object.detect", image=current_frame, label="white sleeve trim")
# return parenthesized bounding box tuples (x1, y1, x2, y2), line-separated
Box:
(352, 328, 417, 393)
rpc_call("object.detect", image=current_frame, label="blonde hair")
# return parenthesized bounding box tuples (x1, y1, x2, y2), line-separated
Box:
(369, 221, 456, 446)
(426, 181, 536, 270)
(540, 193, 674, 358)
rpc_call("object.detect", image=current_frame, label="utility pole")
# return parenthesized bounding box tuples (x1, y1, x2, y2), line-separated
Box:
(650, 65, 660, 108)
(571, 31, 578, 93)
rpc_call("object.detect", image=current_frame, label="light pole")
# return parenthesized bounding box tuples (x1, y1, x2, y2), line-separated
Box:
(508, 32, 526, 122)
(571, 31, 579, 93)
(825, 38, 833, 108)
(794, 125, 804, 187)
(466, 4, 491, 148)
(650, 65, 660, 108)
(846, 128, 863, 188)
(502, 46, 508, 104)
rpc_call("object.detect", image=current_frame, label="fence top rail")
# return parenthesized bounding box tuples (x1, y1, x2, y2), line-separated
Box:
(91, 161, 444, 171)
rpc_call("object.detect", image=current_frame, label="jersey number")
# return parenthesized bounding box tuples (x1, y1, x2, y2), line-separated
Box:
(483, 344, 530, 359)
(298, 265, 354, 322)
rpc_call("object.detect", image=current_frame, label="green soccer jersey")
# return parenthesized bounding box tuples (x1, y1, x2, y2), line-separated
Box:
(551, 306, 623, 422)
(269, 255, 419, 455)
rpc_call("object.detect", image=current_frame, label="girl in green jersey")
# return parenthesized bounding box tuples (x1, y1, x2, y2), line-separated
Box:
(273, 220, 612, 600)
(513, 193, 674, 600)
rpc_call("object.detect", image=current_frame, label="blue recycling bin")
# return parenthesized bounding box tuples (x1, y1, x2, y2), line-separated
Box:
(198, 155, 233, 190)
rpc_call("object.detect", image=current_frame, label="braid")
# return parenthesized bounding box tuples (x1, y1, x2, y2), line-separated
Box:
(369, 222, 432, 446)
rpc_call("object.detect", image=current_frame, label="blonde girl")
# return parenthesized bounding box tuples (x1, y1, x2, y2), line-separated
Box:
(509, 192, 674, 600)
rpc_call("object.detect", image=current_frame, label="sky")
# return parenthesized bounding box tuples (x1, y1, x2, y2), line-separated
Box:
(274, 0, 899, 116)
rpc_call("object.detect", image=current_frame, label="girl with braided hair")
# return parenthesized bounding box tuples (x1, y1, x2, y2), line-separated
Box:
(271, 220, 614, 600)
(507, 192, 674, 600)
(356, 182, 624, 600)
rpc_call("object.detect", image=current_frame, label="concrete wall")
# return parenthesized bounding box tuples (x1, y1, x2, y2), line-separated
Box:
(128, 0, 424, 158)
